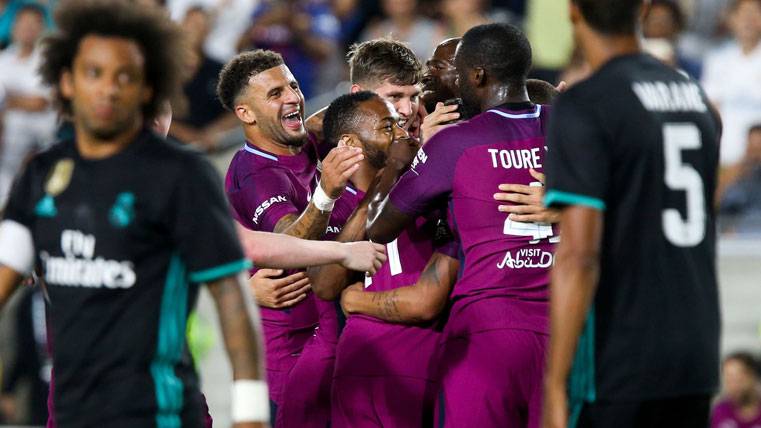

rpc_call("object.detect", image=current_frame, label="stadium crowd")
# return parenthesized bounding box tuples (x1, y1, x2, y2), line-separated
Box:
(0, 0, 758, 426)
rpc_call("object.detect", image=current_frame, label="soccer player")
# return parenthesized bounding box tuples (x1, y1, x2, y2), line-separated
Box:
(0, 1, 268, 427)
(274, 91, 401, 428)
(306, 38, 424, 141)
(541, 0, 721, 427)
(367, 23, 555, 427)
(218, 49, 364, 422)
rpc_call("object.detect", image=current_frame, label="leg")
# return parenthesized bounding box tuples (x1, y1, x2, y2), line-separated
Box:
(276, 338, 335, 428)
(331, 376, 381, 428)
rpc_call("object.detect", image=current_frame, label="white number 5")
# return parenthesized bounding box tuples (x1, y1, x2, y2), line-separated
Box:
(662, 123, 705, 247)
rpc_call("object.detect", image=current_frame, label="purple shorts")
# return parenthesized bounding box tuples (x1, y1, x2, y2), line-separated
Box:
(276, 335, 335, 428)
(435, 328, 548, 428)
(331, 375, 438, 428)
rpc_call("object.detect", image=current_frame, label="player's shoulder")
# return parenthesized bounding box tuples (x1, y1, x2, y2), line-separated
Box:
(23, 138, 76, 173)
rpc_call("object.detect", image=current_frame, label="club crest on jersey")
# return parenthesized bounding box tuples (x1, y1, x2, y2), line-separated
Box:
(35, 159, 75, 218)
(109, 192, 136, 228)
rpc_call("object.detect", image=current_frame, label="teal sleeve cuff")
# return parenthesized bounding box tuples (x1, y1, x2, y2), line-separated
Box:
(544, 190, 606, 211)
(188, 258, 253, 283)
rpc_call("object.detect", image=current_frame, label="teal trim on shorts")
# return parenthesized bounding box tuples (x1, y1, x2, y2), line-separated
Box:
(151, 254, 189, 428)
(567, 306, 597, 428)
(544, 190, 606, 211)
(188, 258, 252, 283)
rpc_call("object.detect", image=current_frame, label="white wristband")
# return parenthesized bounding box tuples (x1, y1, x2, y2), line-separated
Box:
(312, 182, 336, 212)
(0, 220, 35, 275)
(232, 380, 270, 423)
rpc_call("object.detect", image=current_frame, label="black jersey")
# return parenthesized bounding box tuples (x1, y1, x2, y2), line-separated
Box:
(3, 130, 250, 427)
(544, 54, 721, 402)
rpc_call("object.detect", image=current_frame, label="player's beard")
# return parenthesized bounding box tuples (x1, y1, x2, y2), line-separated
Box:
(259, 115, 307, 148)
(365, 144, 387, 170)
(80, 109, 141, 142)
(458, 82, 483, 120)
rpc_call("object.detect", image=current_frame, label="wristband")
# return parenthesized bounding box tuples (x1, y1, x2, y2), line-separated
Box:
(231, 380, 270, 423)
(312, 183, 336, 212)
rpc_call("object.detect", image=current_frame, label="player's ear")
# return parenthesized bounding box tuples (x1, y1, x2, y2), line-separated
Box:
(339, 134, 360, 149)
(350, 84, 363, 94)
(473, 67, 485, 87)
(60, 69, 74, 99)
(569, 1, 582, 26)
(235, 103, 256, 125)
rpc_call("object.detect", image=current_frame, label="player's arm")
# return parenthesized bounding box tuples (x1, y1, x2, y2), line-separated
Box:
(495, 169, 562, 223)
(308, 193, 374, 301)
(273, 146, 363, 239)
(341, 252, 459, 323)
(206, 275, 269, 428)
(365, 137, 420, 243)
(542, 206, 603, 428)
(237, 224, 385, 271)
(0, 267, 23, 311)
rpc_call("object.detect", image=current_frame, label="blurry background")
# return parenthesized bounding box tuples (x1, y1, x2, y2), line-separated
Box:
(0, 0, 759, 425)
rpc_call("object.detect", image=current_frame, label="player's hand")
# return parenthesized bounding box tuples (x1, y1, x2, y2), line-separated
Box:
(249, 269, 311, 309)
(541, 381, 568, 428)
(386, 136, 420, 170)
(406, 101, 426, 141)
(420, 102, 459, 144)
(339, 241, 387, 275)
(555, 81, 568, 93)
(494, 169, 561, 224)
(340, 281, 364, 316)
(320, 146, 364, 198)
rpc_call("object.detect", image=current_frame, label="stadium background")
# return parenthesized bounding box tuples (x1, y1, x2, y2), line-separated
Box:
(0, 0, 759, 425)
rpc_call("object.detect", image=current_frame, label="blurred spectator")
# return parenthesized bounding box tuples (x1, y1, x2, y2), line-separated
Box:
(0, 0, 52, 48)
(439, 0, 491, 37)
(168, 6, 238, 151)
(643, 0, 703, 78)
(526, 0, 573, 84)
(359, 0, 446, 60)
(238, 0, 341, 100)
(167, 0, 258, 63)
(0, 2, 57, 207)
(702, 0, 761, 167)
(711, 352, 761, 428)
(719, 125, 761, 232)
(0, 286, 50, 425)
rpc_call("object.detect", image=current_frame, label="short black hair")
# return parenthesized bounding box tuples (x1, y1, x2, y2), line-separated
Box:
(217, 49, 284, 111)
(348, 39, 422, 87)
(749, 124, 761, 135)
(15, 2, 47, 20)
(39, 0, 186, 120)
(572, 0, 644, 35)
(724, 352, 761, 378)
(526, 79, 559, 104)
(458, 23, 532, 86)
(731, 0, 761, 12)
(323, 91, 381, 145)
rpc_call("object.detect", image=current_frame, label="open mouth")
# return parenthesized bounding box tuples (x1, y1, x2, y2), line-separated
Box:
(281, 110, 303, 131)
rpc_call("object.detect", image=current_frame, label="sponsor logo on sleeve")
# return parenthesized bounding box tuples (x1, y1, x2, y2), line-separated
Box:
(252, 195, 288, 225)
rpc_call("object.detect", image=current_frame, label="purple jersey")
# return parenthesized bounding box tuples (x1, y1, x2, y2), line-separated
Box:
(314, 183, 365, 345)
(224, 138, 319, 403)
(334, 216, 455, 381)
(711, 400, 761, 428)
(389, 104, 555, 337)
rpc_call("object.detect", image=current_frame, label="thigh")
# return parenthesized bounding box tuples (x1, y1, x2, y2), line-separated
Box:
(277, 341, 334, 428)
(373, 376, 438, 428)
(437, 329, 547, 428)
(331, 376, 381, 428)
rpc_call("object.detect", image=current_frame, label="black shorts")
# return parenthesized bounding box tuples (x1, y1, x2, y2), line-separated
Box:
(576, 395, 710, 428)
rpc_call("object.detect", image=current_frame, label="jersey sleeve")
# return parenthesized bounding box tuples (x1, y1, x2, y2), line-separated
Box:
(388, 132, 458, 217)
(0, 162, 38, 275)
(235, 170, 300, 233)
(170, 154, 250, 284)
(544, 93, 609, 211)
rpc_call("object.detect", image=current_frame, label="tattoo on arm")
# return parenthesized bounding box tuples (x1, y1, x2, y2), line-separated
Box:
(273, 203, 332, 239)
(208, 276, 261, 380)
(375, 289, 403, 322)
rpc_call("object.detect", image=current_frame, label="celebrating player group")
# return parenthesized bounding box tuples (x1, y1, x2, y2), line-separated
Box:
(0, 0, 721, 427)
